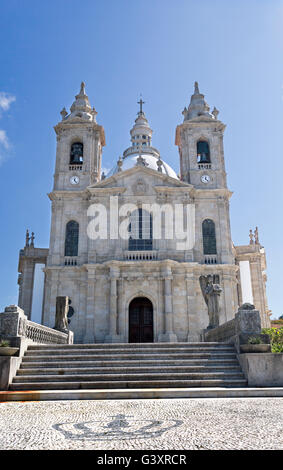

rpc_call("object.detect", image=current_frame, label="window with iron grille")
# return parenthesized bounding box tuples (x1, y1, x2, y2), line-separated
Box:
(202, 219, 217, 255)
(128, 209, 152, 251)
(65, 221, 79, 256)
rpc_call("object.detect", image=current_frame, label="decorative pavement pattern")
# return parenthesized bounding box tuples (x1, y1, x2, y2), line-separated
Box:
(0, 398, 282, 450)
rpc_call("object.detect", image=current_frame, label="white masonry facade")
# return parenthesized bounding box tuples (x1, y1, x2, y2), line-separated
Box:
(17, 82, 271, 343)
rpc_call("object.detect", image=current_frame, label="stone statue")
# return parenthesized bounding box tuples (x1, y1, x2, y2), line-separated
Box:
(249, 229, 254, 244)
(30, 232, 35, 247)
(117, 156, 123, 172)
(54, 296, 69, 333)
(25, 229, 30, 247)
(199, 275, 222, 329)
(60, 107, 68, 120)
(254, 226, 259, 245)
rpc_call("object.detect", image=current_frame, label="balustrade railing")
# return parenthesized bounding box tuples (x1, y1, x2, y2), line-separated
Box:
(69, 164, 83, 171)
(64, 256, 78, 266)
(124, 250, 158, 261)
(198, 163, 211, 169)
(0, 305, 72, 345)
(204, 254, 218, 264)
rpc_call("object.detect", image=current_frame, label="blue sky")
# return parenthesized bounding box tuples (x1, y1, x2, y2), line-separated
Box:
(0, 0, 283, 318)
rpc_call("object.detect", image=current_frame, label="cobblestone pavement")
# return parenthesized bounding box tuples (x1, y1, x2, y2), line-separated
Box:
(0, 398, 282, 450)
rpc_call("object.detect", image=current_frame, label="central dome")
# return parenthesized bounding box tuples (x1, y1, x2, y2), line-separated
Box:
(107, 153, 178, 179)
(106, 100, 179, 180)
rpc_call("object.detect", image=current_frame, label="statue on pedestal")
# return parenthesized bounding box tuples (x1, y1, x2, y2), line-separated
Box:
(200, 275, 222, 329)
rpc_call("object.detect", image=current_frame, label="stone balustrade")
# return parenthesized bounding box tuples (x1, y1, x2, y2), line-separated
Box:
(203, 254, 218, 265)
(124, 250, 158, 261)
(69, 164, 83, 171)
(0, 305, 73, 348)
(198, 163, 211, 169)
(64, 256, 78, 266)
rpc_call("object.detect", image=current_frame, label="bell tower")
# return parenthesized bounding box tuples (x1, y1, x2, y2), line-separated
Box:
(175, 82, 227, 189)
(53, 82, 105, 191)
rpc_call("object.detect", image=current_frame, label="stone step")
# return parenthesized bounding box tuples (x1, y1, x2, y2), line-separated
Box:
(19, 358, 240, 368)
(2, 387, 283, 402)
(17, 365, 242, 375)
(9, 378, 248, 391)
(21, 353, 237, 362)
(27, 342, 233, 350)
(13, 371, 245, 383)
(24, 346, 235, 356)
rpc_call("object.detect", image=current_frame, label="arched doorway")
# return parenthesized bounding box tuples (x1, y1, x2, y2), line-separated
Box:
(129, 297, 153, 343)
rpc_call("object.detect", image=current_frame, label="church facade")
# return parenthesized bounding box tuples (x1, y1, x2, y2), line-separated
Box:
(17, 82, 270, 343)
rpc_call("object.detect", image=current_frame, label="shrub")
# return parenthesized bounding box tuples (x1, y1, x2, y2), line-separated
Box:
(262, 327, 283, 353)
(247, 336, 262, 345)
(0, 339, 10, 347)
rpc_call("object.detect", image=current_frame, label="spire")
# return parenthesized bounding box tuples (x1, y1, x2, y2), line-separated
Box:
(80, 81, 86, 95)
(128, 97, 152, 149)
(194, 81, 200, 94)
(61, 82, 96, 122)
(182, 82, 217, 121)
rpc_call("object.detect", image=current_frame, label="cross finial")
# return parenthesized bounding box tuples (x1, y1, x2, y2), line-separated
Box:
(137, 95, 145, 114)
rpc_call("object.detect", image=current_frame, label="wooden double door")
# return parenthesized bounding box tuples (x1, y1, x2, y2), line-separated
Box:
(129, 297, 153, 343)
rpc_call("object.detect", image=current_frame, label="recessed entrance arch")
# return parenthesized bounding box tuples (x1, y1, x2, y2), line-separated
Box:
(129, 297, 153, 343)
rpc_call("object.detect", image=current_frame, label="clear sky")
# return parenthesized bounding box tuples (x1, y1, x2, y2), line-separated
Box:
(0, 0, 283, 318)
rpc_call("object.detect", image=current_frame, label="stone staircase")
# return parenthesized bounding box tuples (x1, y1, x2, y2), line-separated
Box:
(9, 342, 247, 391)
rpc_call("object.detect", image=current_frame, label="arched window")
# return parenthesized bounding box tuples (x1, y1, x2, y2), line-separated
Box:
(202, 219, 217, 254)
(65, 221, 79, 256)
(128, 208, 152, 251)
(197, 141, 210, 163)
(70, 142, 83, 165)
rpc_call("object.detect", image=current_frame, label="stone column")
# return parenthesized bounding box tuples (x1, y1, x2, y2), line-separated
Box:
(249, 256, 269, 327)
(186, 272, 201, 342)
(83, 267, 96, 343)
(158, 265, 177, 342)
(20, 259, 36, 320)
(105, 265, 122, 343)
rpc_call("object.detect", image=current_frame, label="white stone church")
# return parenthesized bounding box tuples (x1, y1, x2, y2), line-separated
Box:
(17, 82, 270, 344)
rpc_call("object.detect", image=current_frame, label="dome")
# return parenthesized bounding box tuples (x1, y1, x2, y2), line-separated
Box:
(105, 100, 179, 181)
(106, 153, 178, 179)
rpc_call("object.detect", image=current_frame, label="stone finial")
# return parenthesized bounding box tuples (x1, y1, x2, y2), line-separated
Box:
(239, 303, 255, 311)
(182, 106, 188, 117)
(136, 154, 148, 167)
(80, 81, 86, 95)
(157, 156, 163, 173)
(101, 172, 106, 180)
(249, 229, 254, 245)
(25, 229, 30, 247)
(194, 81, 200, 94)
(212, 106, 219, 119)
(254, 226, 259, 245)
(60, 107, 68, 120)
(117, 156, 123, 172)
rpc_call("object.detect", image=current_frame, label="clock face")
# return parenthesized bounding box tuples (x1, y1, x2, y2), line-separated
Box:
(70, 175, 79, 185)
(201, 174, 211, 184)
